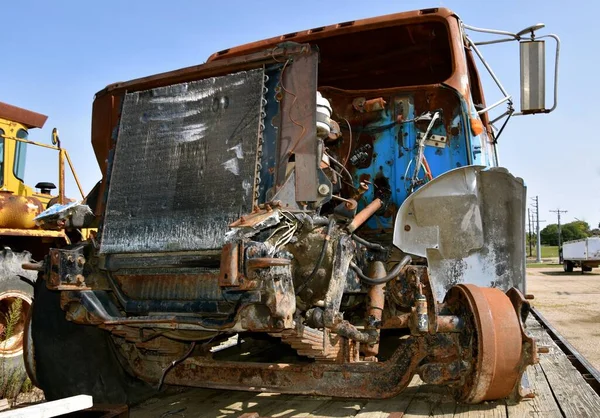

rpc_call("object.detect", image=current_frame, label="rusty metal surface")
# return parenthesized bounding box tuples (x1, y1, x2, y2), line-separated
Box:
(277, 51, 320, 203)
(0, 192, 43, 229)
(208, 10, 457, 91)
(445, 284, 524, 403)
(116, 273, 222, 301)
(58, 149, 66, 204)
(125, 337, 424, 399)
(363, 260, 386, 357)
(347, 198, 382, 233)
(219, 243, 240, 287)
(57, 11, 532, 405)
(0, 101, 48, 129)
(381, 314, 410, 329)
(274, 324, 342, 361)
(0, 228, 66, 238)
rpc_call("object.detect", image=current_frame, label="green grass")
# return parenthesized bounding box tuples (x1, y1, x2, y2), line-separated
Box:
(526, 245, 559, 259)
(526, 263, 562, 268)
(541, 246, 559, 258)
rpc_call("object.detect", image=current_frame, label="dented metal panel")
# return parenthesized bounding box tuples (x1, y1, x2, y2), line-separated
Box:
(394, 166, 526, 301)
(100, 69, 265, 253)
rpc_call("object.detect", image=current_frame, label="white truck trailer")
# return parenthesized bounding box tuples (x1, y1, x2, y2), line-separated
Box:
(562, 237, 600, 273)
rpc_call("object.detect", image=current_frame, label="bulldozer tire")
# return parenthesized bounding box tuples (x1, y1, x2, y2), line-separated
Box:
(31, 276, 155, 404)
(0, 249, 36, 388)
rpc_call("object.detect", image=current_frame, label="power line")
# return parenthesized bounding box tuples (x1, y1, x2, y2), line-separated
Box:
(549, 208, 568, 249)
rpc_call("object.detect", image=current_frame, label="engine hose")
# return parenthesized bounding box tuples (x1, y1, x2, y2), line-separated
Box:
(296, 218, 336, 293)
(350, 255, 412, 286)
(351, 234, 387, 252)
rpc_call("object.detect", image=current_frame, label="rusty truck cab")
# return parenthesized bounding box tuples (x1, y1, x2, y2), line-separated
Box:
(31, 7, 543, 405)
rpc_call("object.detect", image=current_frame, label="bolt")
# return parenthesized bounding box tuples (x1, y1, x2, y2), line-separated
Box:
(404, 224, 411, 232)
(538, 346, 550, 354)
(65, 274, 72, 283)
(76, 256, 86, 267)
(275, 319, 284, 329)
(525, 294, 535, 300)
(75, 275, 85, 286)
(318, 184, 330, 196)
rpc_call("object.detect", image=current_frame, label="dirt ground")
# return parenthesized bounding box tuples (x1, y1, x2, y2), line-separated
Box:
(527, 266, 600, 370)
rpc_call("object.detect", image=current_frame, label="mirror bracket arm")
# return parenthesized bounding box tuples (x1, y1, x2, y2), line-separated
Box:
(512, 34, 561, 116)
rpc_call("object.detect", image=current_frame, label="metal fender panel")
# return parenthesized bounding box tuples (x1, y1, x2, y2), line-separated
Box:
(393, 166, 526, 301)
(100, 69, 265, 253)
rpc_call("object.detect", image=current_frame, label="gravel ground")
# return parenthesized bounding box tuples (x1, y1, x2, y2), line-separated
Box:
(527, 266, 600, 370)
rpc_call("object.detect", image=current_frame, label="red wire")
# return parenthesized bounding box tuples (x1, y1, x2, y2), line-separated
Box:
(422, 157, 433, 181)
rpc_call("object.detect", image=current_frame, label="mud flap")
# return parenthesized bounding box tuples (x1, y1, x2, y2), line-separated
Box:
(393, 166, 526, 302)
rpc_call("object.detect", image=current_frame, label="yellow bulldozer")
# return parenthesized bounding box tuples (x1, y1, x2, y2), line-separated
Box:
(0, 101, 84, 382)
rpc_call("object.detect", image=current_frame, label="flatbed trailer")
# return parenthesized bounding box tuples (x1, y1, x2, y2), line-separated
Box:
(131, 310, 600, 418)
(561, 237, 600, 273)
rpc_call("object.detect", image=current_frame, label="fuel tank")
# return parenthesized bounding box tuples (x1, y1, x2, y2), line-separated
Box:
(0, 191, 44, 229)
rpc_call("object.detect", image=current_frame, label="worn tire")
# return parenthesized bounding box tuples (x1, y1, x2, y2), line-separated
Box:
(31, 276, 155, 404)
(563, 260, 573, 273)
(0, 249, 35, 390)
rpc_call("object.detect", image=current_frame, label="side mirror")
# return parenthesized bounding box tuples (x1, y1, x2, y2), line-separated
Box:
(520, 40, 546, 113)
(51, 127, 60, 147)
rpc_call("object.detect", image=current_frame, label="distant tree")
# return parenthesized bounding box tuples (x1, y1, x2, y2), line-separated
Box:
(541, 224, 559, 246)
(570, 220, 591, 235)
(541, 221, 590, 246)
(591, 228, 600, 236)
(562, 223, 588, 242)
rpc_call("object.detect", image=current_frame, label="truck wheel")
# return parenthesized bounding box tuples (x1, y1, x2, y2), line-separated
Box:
(583, 265, 593, 273)
(0, 249, 36, 391)
(30, 276, 155, 404)
(563, 261, 573, 272)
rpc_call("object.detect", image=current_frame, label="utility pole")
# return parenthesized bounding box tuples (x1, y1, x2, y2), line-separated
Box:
(550, 208, 568, 249)
(528, 208, 533, 257)
(531, 196, 544, 263)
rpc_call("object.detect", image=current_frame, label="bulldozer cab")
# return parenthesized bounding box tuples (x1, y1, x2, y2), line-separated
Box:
(0, 102, 55, 205)
(0, 102, 85, 210)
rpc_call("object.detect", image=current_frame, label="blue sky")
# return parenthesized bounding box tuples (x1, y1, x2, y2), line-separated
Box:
(1, 0, 598, 229)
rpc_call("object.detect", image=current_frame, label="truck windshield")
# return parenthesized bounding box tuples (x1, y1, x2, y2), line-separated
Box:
(13, 129, 28, 182)
(315, 21, 453, 90)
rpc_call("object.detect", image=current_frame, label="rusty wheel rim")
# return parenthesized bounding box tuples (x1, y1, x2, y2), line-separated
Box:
(0, 291, 32, 357)
(446, 284, 522, 403)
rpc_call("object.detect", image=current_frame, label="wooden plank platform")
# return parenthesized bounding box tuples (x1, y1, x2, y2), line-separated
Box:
(131, 316, 600, 417)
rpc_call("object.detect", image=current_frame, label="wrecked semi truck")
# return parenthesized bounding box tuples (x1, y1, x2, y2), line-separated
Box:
(26, 8, 559, 405)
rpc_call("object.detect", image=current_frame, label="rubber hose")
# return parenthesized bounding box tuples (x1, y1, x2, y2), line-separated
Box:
(350, 255, 412, 286)
(351, 234, 387, 252)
